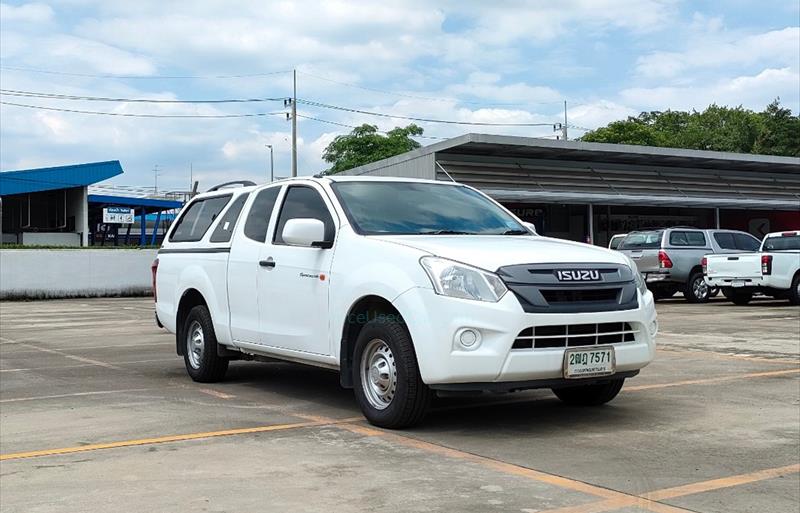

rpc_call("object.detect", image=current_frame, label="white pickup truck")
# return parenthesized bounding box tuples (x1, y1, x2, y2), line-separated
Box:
(154, 176, 657, 428)
(704, 230, 800, 305)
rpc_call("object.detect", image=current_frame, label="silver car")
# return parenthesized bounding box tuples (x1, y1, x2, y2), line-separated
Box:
(618, 228, 761, 302)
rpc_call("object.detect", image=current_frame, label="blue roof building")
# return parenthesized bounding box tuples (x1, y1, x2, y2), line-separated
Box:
(1, 161, 183, 247)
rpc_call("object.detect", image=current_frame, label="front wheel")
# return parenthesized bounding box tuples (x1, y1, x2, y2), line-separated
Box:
(552, 378, 625, 406)
(684, 273, 710, 303)
(182, 305, 229, 382)
(352, 318, 432, 429)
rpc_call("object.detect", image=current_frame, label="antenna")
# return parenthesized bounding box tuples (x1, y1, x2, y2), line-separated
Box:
(435, 161, 457, 183)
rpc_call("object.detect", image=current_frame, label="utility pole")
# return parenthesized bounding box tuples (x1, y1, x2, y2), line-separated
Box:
(563, 100, 568, 141)
(153, 165, 160, 195)
(189, 162, 193, 195)
(266, 144, 274, 182)
(291, 69, 297, 177)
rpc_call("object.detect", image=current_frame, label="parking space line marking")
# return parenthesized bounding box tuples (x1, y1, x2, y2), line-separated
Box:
(336, 423, 631, 500)
(0, 358, 177, 373)
(642, 463, 800, 501)
(198, 388, 235, 399)
(8, 342, 124, 370)
(624, 368, 799, 391)
(0, 416, 364, 461)
(535, 464, 800, 513)
(0, 388, 152, 403)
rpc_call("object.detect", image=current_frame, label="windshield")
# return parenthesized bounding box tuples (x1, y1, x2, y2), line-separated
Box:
(762, 234, 800, 251)
(332, 181, 528, 236)
(619, 230, 663, 250)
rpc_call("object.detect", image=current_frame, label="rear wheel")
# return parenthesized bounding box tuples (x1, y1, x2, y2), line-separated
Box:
(552, 378, 625, 406)
(182, 305, 229, 382)
(789, 273, 800, 305)
(684, 272, 710, 303)
(352, 318, 432, 429)
(651, 287, 676, 301)
(730, 290, 753, 306)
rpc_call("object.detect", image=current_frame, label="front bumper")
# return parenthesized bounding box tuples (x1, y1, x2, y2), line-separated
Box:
(393, 287, 658, 386)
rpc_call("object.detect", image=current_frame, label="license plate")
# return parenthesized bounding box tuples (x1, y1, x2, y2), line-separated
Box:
(731, 280, 746, 288)
(563, 346, 616, 379)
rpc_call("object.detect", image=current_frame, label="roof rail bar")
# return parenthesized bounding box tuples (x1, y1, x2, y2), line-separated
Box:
(207, 180, 256, 192)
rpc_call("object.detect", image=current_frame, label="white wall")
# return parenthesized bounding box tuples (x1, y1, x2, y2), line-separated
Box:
(21, 232, 81, 246)
(0, 249, 157, 299)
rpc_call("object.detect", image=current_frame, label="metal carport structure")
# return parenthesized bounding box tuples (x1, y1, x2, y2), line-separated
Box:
(342, 134, 800, 243)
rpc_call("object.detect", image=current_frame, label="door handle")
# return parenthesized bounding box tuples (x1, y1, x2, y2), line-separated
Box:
(259, 258, 276, 268)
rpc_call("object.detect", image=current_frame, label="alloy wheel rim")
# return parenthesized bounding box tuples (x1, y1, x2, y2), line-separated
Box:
(693, 276, 708, 300)
(360, 338, 397, 410)
(186, 320, 204, 369)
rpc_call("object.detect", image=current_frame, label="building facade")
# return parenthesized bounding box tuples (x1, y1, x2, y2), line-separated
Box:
(341, 134, 800, 245)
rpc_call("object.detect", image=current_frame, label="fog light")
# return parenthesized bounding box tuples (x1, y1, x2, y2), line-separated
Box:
(455, 328, 481, 350)
(649, 320, 659, 337)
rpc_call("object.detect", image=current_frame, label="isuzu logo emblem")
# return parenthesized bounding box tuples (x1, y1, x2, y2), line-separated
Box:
(555, 270, 601, 282)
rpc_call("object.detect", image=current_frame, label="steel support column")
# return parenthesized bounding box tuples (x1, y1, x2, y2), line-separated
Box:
(139, 208, 146, 246)
(587, 203, 594, 245)
(150, 210, 162, 246)
(715, 208, 720, 229)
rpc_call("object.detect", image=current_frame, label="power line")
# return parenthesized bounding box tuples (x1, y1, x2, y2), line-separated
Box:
(296, 114, 447, 140)
(0, 65, 292, 80)
(297, 99, 556, 127)
(1, 89, 286, 104)
(0, 101, 286, 119)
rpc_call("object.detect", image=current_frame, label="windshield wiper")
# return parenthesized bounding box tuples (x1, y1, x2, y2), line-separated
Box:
(419, 230, 473, 235)
(501, 229, 529, 235)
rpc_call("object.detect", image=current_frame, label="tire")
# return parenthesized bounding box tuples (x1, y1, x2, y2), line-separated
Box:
(552, 378, 625, 406)
(789, 273, 800, 305)
(352, 317, 432, 429)
(684, 272, 710, 303)
(709, 287, 720, 298)
(730, 291, 753, 306)
(722, 287, 733, 300)
(182, 305, 229, 383)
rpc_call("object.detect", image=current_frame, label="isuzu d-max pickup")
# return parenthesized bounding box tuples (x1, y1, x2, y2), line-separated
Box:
(154, 176, 658, 427)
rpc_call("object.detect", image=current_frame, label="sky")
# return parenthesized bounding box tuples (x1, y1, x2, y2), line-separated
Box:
(1, 0, 798, 193)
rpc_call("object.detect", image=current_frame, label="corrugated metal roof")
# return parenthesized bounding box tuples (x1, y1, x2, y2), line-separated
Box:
(0, 161, 124, 196)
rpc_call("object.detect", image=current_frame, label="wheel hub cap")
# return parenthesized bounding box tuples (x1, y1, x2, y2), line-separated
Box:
(361, 339, 397, 410)
(186, 320, 204, 369)
(693, 277, 708, 299)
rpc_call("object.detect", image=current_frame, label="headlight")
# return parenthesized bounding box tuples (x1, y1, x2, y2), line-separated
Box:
(634, 270, 647, 295)
(420, 256, 507, 302)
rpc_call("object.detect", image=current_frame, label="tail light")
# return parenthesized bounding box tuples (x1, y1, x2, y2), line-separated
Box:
(761, 254, 772, 275)
(658, 250, 673, 269)
(701, 256, 707, 275)
(151, 258, 159, 302)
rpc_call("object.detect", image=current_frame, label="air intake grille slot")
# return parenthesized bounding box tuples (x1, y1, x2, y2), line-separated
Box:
(512, 322, 638, 350)
(540, 288, 620, 303)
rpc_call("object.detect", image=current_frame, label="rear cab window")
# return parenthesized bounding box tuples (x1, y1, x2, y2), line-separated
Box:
(763, 233, 800, 251)
(669, 231, 706, 247)
(169, 194, 231, 242)
(244, 187, 282, 242)
(619, 230, 663, 250)
(209, 193, 250, 243)
(733, 233, 761, 251)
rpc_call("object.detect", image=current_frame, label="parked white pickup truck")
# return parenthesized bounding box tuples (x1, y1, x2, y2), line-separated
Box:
(704, 230, 800, 305)
(154, 176, 657, 428)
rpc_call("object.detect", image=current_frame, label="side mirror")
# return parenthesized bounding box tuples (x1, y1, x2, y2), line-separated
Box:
(522, 222, 538, 235)
(282, 218, 331, 248)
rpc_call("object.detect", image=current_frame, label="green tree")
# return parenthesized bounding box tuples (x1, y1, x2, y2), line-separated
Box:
(322, 124, 424, 174)
(581, 100, 798, 157)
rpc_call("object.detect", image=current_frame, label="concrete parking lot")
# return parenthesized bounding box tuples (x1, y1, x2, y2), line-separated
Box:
(0, 297, 798, 513)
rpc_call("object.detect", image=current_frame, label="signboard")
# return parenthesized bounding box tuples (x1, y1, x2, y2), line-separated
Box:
(103, 207, 135, 224)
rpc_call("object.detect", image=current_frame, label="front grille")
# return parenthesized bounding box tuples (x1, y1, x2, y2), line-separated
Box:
(540, 288, 620, 303)
(512, 322, 638, 350)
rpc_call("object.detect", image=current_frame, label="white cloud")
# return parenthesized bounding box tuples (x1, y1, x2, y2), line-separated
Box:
(0, 2, 53, 23)
(636, 26, 800, 79)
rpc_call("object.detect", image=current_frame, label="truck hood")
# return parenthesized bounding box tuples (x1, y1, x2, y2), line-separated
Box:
(373, 235, 630, 272)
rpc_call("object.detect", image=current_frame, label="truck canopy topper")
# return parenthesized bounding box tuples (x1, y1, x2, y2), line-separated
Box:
(154, 176, 658, 428)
